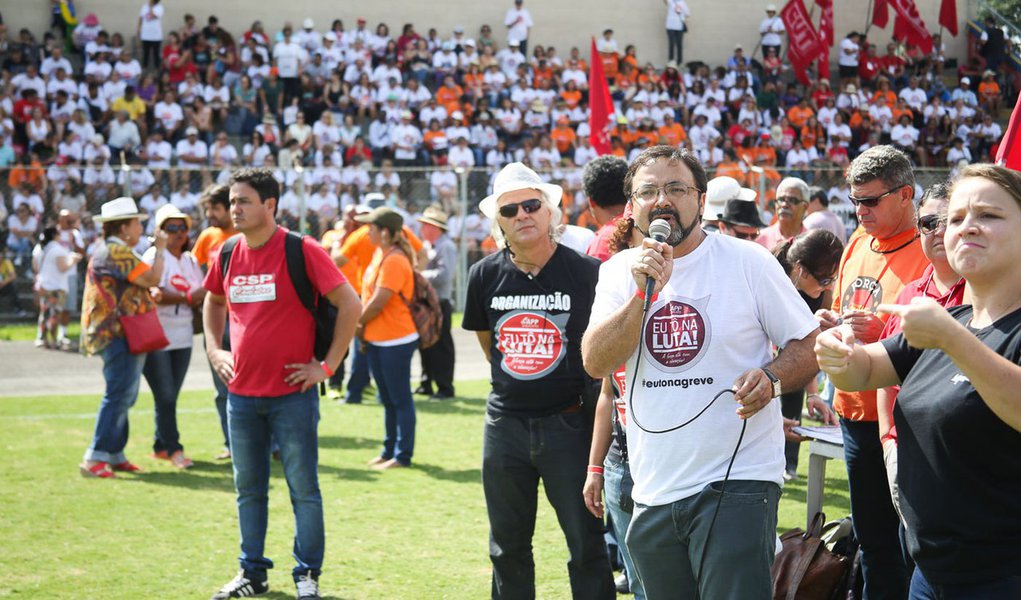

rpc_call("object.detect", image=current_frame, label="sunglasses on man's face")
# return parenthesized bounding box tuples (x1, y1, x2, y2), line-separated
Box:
(498, 198, 542, 218)
(848, 185, 905, 208)
(163, 224, 188, 233)
(917, 213, 946, 235)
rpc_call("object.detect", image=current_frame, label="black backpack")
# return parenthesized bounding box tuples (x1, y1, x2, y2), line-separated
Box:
(219, 231, 338, 362)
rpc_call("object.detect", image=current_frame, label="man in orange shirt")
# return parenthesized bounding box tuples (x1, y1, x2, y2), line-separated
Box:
(656, 112, 686, 147)
(435, 75, 465, 116)
(193, 184, 238, 459)
(550, 116, 577, 157)
(816, 146, 928, 600)
(786, 97, 815, 130)
(334, 194, 425, 403)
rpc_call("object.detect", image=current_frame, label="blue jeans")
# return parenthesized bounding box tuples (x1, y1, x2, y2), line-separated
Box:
(204, 320, 230, 447)
(84, 337, 146, 464)
(142, 347, 192, 454)
(482, 410, 615, 600)
(343, 338, 371, 403)
(841, 418, 909, 600)
(366, 340, 417, 465)
(604, 458, 645, 600)
(228, 388, 323, 579)
(909, 567, 1021, 599)
(626, 480, 781, 600)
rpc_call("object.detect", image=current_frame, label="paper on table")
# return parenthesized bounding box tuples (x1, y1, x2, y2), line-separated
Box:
(791, 425, 844, 446)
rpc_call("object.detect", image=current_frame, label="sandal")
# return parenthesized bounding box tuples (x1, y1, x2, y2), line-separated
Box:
(214, 448, 231, 460)
(169, 451, 194, 469)
(111, 461, 143, 473)
(80, 462, 115, 479)
(151, 450, 170, 461)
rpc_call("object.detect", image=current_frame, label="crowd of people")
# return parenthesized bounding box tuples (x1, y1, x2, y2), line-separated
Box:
(1, 2, 1019, 600)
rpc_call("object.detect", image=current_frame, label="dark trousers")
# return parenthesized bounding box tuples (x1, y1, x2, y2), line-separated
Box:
(343, 339, 372, 403)
(780, 389, 804, 474)
(909, 567, 1021, 600)
(842, 418, 910, 600)
(419, 298, 455, 396)
(0, 282, 23, 311)
(141, 40, 161, 70)
(482, 409, 615, 600)
(667, 29, 685, 64)
(142, 346, 192, 454)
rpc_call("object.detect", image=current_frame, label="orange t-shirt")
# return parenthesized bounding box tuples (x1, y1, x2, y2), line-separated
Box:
(891, 107, 914, 125)
(550, 126, 577, 154)
(657, 122, 687, 146)
(800, 124, 824, 149)
(714, 161, 745, 182)
(872, 90, 897, 107)
(339, 224, 423, 296)
(560, 89, 582, 108)
(978, 81, 1001, 100)
(193, 227, 236, 267)
(435, 85, 464, 114)
(830, 228, 929, 421)
(321, 228, 359, 288)
(787, 105, 815, 129)
(361, 249, 417, 343)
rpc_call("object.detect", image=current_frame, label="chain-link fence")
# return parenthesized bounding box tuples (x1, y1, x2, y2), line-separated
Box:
(0, 163, 958, 318)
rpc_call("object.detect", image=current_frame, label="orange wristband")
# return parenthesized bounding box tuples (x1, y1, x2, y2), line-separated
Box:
(320, 361, 334, 377)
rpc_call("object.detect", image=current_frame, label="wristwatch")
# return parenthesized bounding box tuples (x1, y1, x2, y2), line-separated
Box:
(761, 368, 782, 398)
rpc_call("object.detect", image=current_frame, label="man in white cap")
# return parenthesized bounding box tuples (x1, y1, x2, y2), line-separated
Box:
(415, 205, 457, 399)
(463, 162, 615, 599)
(701, 175, 755, 234)
(759, 4, 785, 59)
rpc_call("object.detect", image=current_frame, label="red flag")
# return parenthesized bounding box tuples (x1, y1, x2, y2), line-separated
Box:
(588, 37, 613, 156)
(816, 0, 834, 46)
(872, 0, 889, 28)
(781, 0, 823, 85)
(995, 93, 1021, 170)
(888, 0, 933, 54)
(939, 0, 958, 37)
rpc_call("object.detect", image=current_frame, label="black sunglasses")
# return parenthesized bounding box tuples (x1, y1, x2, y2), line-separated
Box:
(163, 224, 188, 233)
(917, 213, 946, 235)
(498, 198, 542, 218)
(733, 230, 758, 240)
(809, 271, 835, 287)
(848, 185, 905, 208)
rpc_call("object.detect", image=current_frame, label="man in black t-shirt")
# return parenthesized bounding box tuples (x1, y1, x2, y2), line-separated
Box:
(463, 162, 614, 600)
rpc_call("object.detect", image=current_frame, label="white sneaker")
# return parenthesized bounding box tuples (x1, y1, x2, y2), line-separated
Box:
(295, 571, 320, 600)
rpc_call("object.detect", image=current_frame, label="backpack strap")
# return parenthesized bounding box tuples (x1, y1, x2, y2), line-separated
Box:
(218, 234, 242, 284)
(284, 230, 316, 316)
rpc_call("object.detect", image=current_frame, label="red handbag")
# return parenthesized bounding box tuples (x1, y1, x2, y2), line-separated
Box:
(119, 310, 170, 354)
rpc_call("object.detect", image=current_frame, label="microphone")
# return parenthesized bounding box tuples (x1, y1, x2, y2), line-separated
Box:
(643, 219, 672, 310)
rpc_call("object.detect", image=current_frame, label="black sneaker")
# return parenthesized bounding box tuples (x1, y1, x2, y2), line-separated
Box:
(295, 571, 321, 600)
(211, 570, 269, 599)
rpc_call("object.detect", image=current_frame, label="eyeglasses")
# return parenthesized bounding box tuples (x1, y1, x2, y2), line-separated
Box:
(848, 185, 905, 208)
(732, 230, 758, 240)
(809, 271, 835, 287)
(917, 213, 947, 235)
(632, 182, 700, 203)
(776, 195, 806, 206)
(498, 198, 543, 218)
(163, 224, 188, 233)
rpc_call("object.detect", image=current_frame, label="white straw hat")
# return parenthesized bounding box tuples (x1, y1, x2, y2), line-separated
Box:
(479, 163, 563, 219)
(154, 204, 192, 230)
(94, 197, 149, 222)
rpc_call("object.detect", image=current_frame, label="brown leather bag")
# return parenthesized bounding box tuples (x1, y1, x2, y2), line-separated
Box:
(771, 512, 850, 600)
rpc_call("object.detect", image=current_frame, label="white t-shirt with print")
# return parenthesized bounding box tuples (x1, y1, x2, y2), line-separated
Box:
(588, 234, 816, 506)
(143, 248, 203, 350)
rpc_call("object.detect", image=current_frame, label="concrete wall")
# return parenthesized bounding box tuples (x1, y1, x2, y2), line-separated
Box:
(4, 0, 973, 68)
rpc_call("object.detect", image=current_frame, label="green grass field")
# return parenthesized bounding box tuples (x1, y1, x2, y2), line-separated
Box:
(0, 381, 849, 599)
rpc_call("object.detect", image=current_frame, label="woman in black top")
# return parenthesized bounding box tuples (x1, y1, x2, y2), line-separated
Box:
(816, 164, 1021, 597)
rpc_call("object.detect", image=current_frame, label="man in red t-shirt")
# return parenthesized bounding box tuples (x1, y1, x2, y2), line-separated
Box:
(203, 168, 361, 600)
(584, 156, 629, 262)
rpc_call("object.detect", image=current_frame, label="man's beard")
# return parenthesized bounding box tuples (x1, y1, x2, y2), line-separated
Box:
(649, 207, 701, 246)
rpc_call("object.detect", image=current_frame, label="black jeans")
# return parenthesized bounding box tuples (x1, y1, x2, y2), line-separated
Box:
(143, 347, 192, 454)
(667, 28, 685, 64)
(482, 409, 615, 599)
(141, 40, 162, 70)
(419, 298, 455, 396)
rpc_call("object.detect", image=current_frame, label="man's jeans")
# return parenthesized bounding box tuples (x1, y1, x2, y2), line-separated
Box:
(343, 338, 372, 403)
(142, 347, 192, 454)
(204, 320, 230, 448)
(909, 567, 1021, 599)
(228, 388, 323, 579)
(604, 458, 645, 600)
(626, 480, 781, 600)
(366, 340, 418, 465)
(841, 418, 909, 600)
(84, 336, 146, 464)
(482, 410, 615, 600)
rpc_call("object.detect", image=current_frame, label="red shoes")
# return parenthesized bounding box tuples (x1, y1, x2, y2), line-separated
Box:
(111, 461, 143, 473)
(152, 450, 194, 469)
(79, 462, 115, 478)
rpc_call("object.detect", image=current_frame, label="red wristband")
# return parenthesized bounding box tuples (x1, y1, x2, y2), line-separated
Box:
(186, 290, 193, 304)
(587, 465, 605, 475)
(635, 288, 658, 303)
(319, 361, 334, 377)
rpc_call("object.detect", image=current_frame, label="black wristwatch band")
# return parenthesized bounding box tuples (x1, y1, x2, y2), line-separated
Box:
(762, 367, 781, 398)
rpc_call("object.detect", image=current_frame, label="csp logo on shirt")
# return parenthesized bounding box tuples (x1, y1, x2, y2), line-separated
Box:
(229, 274, 277, 304)
(495, 311, 568, 380)
(643, 297, 711, 373)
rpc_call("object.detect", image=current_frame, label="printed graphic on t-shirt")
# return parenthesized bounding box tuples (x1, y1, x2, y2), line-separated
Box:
(169, 273, 190, 293)
(228, 274, 277, 304)
(841, 276, 882, 312)
(495, 310, 569, 380)
(643, 297, 711, 373)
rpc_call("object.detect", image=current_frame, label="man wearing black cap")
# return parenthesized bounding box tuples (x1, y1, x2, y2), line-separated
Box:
(415, 205, 457, 399)
(718, 198, 767, 239)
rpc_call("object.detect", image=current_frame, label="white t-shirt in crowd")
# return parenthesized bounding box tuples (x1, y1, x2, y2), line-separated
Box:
(142, 248, 203, 350)
(588, 234, 816, 506)
(36, 241, 71, 292)
(138, 3, 164, 42)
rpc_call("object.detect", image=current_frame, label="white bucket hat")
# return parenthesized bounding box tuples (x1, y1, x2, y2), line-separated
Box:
(479, 163, 563, 219)
(705, 176, 756, 221)
(94, 197, 149, 222)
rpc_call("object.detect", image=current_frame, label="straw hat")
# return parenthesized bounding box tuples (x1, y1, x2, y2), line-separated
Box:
(417, 205, 449, 230)
(479, 163, 563, 219)
(94, 197, 149, 223)
(154, 204, 192, 230)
